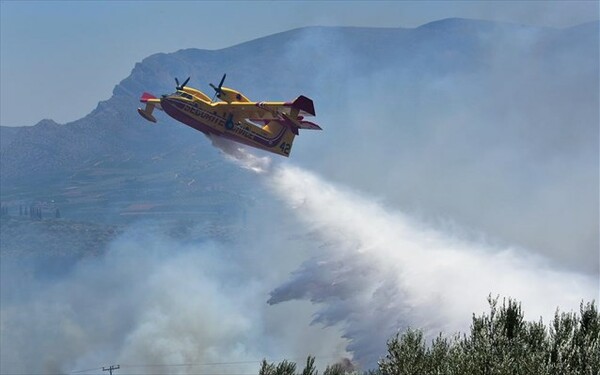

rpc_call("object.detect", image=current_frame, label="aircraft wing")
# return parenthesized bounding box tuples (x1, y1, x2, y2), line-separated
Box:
(212, 95, 316, 119)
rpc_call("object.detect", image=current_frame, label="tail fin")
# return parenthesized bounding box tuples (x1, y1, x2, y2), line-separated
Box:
(287, 95, 321, 132)
(291, 95, 316, 116)
(140, 92, 158, 103)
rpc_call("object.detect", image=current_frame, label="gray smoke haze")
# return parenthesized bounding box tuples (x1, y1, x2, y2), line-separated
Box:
(287, 22, 599, 275)
(0, 223, 349, 374)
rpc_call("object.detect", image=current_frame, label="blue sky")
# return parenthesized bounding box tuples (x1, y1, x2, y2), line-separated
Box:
(1, 0, 597, 127)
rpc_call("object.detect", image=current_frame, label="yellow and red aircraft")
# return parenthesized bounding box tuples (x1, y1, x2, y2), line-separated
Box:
(137, 74, 321, 157)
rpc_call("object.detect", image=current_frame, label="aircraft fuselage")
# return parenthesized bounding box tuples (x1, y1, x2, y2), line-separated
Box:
(160, 94, 293, 156)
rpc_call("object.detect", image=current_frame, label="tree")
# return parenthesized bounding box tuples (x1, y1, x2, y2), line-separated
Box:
(323, 362, 352, 375)
(301, 356, 317, 375)
(259, 356, 355, 375)
(379, 329, 427, 375)
(259, 359, 297, 375)
(254, 299, 598, 375)
(259, 359, 277, 375)
(378, 297, 599, 375)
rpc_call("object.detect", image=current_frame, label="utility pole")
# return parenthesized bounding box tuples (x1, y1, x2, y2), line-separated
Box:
(102, 365, 120, 375)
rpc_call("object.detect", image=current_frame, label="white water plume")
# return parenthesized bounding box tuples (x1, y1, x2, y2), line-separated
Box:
(260, 164, 598, 367)
(204, 145, 598, 365)
(208, 135, 272, 174)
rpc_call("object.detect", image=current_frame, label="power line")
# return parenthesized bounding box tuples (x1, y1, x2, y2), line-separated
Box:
(120, 356, 339, 369)
(71, 366, 104, 374)
(120, 360, 272, 369)
(71, 355, 342, 374)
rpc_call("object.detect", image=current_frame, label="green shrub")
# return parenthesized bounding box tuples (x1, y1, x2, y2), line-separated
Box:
(378, 297, 599, 375)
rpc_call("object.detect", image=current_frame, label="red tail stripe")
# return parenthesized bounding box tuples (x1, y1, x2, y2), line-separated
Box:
(140, 92, 157, 103)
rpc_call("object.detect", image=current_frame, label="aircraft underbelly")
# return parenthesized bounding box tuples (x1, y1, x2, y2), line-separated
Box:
(220, 131, 263, 149)
(161, 98, 287, 153)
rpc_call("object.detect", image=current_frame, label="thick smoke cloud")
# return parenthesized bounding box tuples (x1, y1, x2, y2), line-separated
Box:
(0, 225, 349, 374)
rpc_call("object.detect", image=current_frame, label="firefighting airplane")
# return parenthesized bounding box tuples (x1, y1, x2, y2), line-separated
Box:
(137, 74, 321, 157)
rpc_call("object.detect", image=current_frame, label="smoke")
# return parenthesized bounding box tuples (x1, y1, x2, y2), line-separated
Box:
(284, 22, 599, 275)
(0, 224, 349, 375)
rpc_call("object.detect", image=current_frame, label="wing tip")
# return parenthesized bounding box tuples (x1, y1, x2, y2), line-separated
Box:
(137, 108, 157, 123)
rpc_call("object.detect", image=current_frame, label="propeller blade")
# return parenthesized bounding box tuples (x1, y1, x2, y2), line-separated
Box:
(175, 77, 190, 90)
(218, 73, 226, 90)
(210, 74, 226, 102)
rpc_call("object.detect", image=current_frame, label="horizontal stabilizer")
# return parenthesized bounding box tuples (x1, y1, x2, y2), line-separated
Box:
(297, 120, 322, 130)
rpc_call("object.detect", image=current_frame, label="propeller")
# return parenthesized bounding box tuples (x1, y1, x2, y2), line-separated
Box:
(175, 76, 190, 90)
(209, 73, 227, 102)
